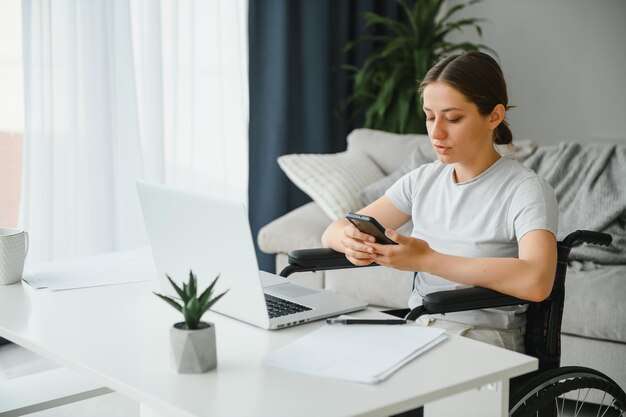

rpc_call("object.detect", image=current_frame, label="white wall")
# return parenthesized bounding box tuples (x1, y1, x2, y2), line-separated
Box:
(448, 0, 626, 145)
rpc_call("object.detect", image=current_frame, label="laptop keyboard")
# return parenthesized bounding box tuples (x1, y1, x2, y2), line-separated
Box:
(264, 294, 312, 318)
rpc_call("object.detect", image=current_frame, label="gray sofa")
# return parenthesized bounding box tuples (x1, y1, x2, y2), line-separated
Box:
(258, 128, 626, 391)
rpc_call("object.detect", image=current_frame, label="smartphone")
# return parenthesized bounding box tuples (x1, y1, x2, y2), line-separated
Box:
(346, 213, 397, 245)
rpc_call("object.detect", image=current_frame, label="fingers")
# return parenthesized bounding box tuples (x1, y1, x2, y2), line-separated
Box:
(339, 226, 375, 266)
(343, 242, 375, 267)
(364, 241, 396, 260)
(384, 228, 406, 244)
(345, 254, 374, 267)
(345, 226, 376, 243)
(342, 240, 375, 260)
(370, 255, 389, 267)
(365, 238, 401, 266)
(341, 225, 376, 254)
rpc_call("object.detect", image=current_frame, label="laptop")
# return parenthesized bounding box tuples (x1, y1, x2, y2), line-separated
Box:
(136, 180, 367, 330)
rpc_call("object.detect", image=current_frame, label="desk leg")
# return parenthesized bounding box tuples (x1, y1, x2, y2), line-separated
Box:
(425, 379, 509, 417)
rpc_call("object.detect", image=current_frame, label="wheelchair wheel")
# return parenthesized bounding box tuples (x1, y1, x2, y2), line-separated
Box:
(510, 366, 626, 417)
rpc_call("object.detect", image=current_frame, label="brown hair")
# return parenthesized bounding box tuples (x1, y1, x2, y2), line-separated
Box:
(419, 51, 513, 145)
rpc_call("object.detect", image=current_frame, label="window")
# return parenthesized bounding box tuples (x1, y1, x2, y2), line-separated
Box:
(0, 0, 24, 228)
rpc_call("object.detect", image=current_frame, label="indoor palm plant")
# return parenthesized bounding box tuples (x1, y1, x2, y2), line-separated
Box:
(343, 0, 494, 134)
(155, 271, 228, 373)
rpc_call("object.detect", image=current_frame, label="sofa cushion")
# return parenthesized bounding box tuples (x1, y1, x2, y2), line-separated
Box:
(562, 264, 626, 343)
(359, 147, 433, 206)
(277, 151, 385, 220)
(257, 202, 328, 254)
(346, 129, 430, 174)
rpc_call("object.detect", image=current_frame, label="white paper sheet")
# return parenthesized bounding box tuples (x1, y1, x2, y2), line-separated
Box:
(263, 317, 447, 384)
(22, 247, 158, 290)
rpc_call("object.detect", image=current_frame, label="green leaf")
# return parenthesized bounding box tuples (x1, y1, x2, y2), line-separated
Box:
(154, 292, 183, 313)
(441, 41, 482, 54)
(397, 0, 417, 34)
(165, 274, 186, 301)
(200, 289, 229, 316)
(475, 43, 498, 57)
(439, 18, 486, 39)
(362, 12, 410, 36)
(198, 273, 221, 305)
(188, 270, 197, 299)
(340, 64, 359, 73)
(376, 72, 398, 118)
(396, 87, 412, 133)
(416, 0, 444, 37)
(380, 36, 411, 59)
(438, 3, 465, 26)
(364, 104, 376, 129)
(183, 298, 201, 329)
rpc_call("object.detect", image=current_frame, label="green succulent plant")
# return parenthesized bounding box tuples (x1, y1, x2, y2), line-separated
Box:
(343, 0, 494, 134)
(154, 271, 228, 330)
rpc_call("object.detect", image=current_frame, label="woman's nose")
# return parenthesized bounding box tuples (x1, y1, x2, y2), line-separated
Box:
(429, 118, 447, 140)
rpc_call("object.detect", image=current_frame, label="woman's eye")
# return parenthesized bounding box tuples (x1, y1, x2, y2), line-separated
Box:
(425, 116, 462, 123)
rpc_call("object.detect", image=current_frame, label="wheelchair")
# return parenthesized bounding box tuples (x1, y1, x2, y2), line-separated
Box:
(279, 230, 626, 416)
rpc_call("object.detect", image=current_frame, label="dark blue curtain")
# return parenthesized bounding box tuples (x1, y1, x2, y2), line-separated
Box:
(248, 0, 402, 272)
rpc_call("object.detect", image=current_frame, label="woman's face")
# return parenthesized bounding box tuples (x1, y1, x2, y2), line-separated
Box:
(422, 81, 497, 166)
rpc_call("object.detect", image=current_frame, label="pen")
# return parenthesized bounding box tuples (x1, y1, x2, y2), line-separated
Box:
(326, 318, 407, 325)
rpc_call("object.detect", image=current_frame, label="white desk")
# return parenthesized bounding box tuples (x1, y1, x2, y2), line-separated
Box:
(0, 280, 536, 417)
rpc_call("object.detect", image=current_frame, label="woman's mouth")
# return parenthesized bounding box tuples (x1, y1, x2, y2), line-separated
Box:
(434, 144, 451, 154)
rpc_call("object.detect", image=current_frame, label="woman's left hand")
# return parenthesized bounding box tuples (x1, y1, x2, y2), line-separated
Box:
(365, 229, 436, 272)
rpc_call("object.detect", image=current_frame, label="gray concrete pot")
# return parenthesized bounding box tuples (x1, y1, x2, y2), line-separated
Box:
(170, 321, 217, 373)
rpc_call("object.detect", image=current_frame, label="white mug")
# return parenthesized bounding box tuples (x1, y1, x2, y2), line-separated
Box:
(0, 228, 29, 285)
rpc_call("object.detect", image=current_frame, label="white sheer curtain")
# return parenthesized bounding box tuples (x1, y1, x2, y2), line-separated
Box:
(20, 0, 248, 265)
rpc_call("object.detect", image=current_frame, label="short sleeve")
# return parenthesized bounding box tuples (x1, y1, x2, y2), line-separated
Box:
(508, 177, 559, 241)
(384, 168, 422, 215)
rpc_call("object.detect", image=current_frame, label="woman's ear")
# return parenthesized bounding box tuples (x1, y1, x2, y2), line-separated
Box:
(488, 104, 506, 129)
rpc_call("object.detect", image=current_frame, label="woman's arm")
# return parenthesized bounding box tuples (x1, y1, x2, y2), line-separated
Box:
(367, 229, 557, 302)
(322, 196, 411, 266)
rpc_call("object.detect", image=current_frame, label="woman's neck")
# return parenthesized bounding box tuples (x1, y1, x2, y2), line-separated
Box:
(452, 146, 502, 184)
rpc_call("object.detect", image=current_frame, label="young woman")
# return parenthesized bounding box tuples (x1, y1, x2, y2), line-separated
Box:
(322, 52, 558, 352)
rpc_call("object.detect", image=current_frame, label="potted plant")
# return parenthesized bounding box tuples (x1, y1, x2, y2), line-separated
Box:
(154, 271, 228, 373)
(343, 0, 494, 134)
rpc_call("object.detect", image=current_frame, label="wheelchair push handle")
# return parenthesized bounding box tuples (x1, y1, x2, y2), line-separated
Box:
(562, 230, 612, 248)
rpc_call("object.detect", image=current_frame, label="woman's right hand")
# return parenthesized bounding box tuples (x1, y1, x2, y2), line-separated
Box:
(321, 196, 410, 266)
(340, 224, 377, 266)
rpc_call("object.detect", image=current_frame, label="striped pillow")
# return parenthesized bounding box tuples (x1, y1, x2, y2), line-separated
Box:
(277, 151, 385, 220)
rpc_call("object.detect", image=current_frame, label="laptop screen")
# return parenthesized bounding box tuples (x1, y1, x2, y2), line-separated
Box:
(137, 180, 271, 329)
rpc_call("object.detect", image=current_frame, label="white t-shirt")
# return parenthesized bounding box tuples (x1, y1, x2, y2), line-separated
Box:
(385, 156, 558, 329)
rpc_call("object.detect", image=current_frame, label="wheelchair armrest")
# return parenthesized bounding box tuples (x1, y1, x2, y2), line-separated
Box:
(405, 287, 529, 321)
(279, 248, 376, 277)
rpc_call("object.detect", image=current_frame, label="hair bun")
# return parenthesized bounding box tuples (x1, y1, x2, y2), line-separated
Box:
(495, 121, 513, 145)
